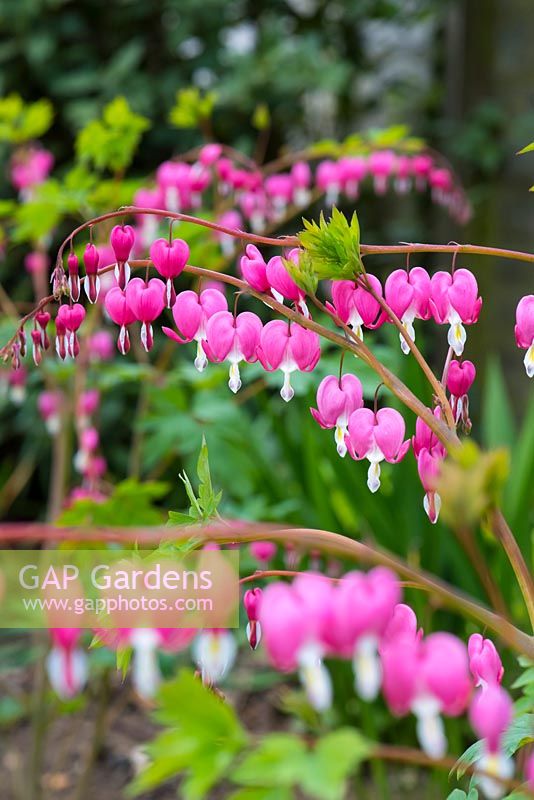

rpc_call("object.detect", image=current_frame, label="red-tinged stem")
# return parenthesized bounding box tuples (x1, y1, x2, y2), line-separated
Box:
(0, 522, 531, 657)
(359, 241, 534, 264)
(371, 744, 530, 795)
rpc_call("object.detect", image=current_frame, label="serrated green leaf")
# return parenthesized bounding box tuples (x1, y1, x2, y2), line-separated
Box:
(300, 729, 370, 800)
(298, 208, 362, 282)
(232, 734, 309, 788)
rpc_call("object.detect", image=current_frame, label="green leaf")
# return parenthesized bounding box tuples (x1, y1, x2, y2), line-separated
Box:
(298, 207, 362, 282)
(169, 88, 217, 129)
(228, 789, 294, 800)
(75, 96, 150, 173)
(116, 646, 132, 679)
(517, 141, 534, 155)
(232, 734, 309, 788)
(300, 729, 370, 800)
(130, 670, 247, 799)
(0, 94, 53, 143)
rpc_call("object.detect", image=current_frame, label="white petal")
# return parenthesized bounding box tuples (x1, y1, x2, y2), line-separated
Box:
(412, 696, 447, 758)
(192, 631, 237, 685)
(335, 425, 347, 457)
(524, 343, 534, 378)
(447, 320, 466, 356)
(298, 642, 332, 712)
(476, 750, 515, 800)
(353, 635, 381, 701)
(228, 362, 242, 393)
(194, 340, 208, 372)
(280, 371, 294, 402)
(130, 629, 161, 700)
(46, 646, 88, 699)
(367, 460, 381, 493)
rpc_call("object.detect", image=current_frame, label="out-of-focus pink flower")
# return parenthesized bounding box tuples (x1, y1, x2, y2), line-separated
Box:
(515, 295, 534, 377)
(215, 210, 243, 256)
(327, 276, 383, 340)
(258, 320, 321, 402)
(291, 161, 312, 205)
(346, 407, 410, 492)
(369, 150, 396, 194)
(412, 154, 434, 190)
(88, 330, 114, 362)
(310, 374, 364, 456)
(338, 156, 367, 199)
(38, 390, 63, 436)
(469, 684, 514, 797)
(192, 630, 237, 687)
(125, 277, 166, 351)
(412, 408, 446, 460)
(203, 310, 262, 393)
(316, 160, 341, 205)
(104, 286, 137, 355)
(260, 575, 333, 711)
(10, 146, 54, 195)
(250, 541, 277, 565)
(430, 269, 482, 356)
(323, 568, 401, 700)
(198, 143, 223, 167)
(162, 288, 227, 371)
(46, 629, 87, 699)
(24, 250, 49, 275)
(417, 447, 442, 524)
(381, 615, 471, 758)
(77, 389, 100, 421)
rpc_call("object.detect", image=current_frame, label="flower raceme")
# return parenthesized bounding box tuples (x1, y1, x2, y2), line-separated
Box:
(346, 407, 410, 493)
(515, 294, 534, 377)
(310, 374, 364, 456)
(257, 320, 321, 402)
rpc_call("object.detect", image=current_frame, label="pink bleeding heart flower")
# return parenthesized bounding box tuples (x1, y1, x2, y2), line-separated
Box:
(316, 160, 341, 205)
(469, 684, 514, 796)
(515, 295, 534, 377)
(240, 244, 271, 294)
(338, 156, 367, 199)
(265, 174, 294, 215)
(110, 224, 135, 289)
(83, 243, 100, 304)
(88, 330, 114, 362)
(430, 167, 453, 205)
(46, 629, 88, 700)
(198, 143, 223, 167)
(215, 210, 243, 256)
(447, 359, 476, 431)
(412, 408, 447, 460)
(412, 154, 434, 190)
(346, 407, 410, 493)
(149, 237, 190, 307)
(36, 311, 51, 349)
(260, 575, 333, 711)
(243, 588, 263, 650)
(104, 286, 137, 355)
(323, 568, 401, 700)
(417, 447, 443, 524)
(203, 310, 262, 393)
(291, 161, 312, 205)
(38, 390, 63, 436)
(327, 276, 383, 339)
(380, 268, 431, 354)
(394, 155, 412, 194)
(381, 620, 471, 758)
(250, 541, 277, 565)
(10, 146, 54, 195)
(266, 250, 309, 316)
(468, 634, 504, 689)
(77, 388, 100, 422)
(162, 288, 228, 371)
(369, 150, 396, 194)
(258, 320, 321, 402)
(56, 303, 86, 358)
(430, 268, 482, 356)
(310, 373, 364, 456)
(125, 277, 166, 352)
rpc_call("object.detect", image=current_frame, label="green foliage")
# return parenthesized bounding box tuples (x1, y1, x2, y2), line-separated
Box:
(75, 96, 150, 173)
(56, 479, 168, 527)
(169, 88, 217, 130)
(0, 94, 53, 143)
(131, 670, 370, 800)
(168, 436, 223, 525)
(446, 790, 478, 800)
(129, 669, 248, 799)
(453, 714, 534, 780)
(438, 441, 509, 528)
(252, 103, 270, 131)
(297, 208, 362, 286)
